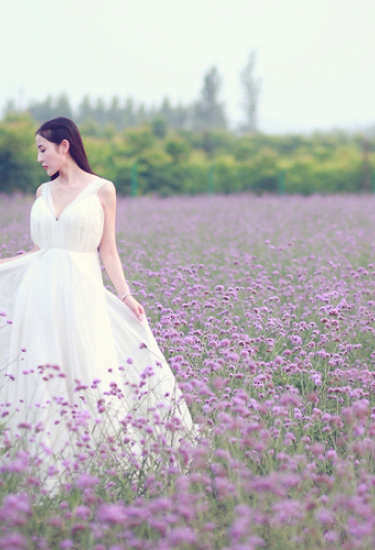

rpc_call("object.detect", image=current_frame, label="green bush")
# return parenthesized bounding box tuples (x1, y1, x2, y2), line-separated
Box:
(0, 114, 42, 193)
(0, 113, 373, 196)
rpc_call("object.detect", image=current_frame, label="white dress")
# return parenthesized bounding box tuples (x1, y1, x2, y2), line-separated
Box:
(0, 178, 193, 457)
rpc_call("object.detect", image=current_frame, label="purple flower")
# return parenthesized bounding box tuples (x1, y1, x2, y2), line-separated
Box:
(76, 474, 99, 489)
(0, 533, 28, 549)
(0, 494, 31, 527)
(315, 508, 335, 526)
(169, 527, 197, 545)
(75, 505, 91, 521)
(97, 504, 128, 525)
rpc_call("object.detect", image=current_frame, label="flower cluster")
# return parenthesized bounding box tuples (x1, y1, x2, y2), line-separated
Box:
(1, 193, 375, 549)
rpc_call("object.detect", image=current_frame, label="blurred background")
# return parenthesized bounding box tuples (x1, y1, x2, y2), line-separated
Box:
(1, 0, 375, 196)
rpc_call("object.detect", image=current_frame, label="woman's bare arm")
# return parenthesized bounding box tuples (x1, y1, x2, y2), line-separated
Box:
(98, 181, 144, 321)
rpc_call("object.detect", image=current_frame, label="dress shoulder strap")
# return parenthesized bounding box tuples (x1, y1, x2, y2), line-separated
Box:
(40, 182, 50, 200)
(85, 177, 112, 196)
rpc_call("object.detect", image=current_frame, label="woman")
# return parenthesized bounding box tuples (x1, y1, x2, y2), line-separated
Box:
(0, 117, 193, 457)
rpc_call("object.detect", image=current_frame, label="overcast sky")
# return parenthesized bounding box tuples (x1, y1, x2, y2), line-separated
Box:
(1, 0, 375, 134)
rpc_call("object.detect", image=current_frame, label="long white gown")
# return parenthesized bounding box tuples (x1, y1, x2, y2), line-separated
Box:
(0, 178, 194, 458)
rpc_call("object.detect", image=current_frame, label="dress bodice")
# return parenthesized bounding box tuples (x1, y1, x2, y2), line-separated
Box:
(30, 179, 107, 252)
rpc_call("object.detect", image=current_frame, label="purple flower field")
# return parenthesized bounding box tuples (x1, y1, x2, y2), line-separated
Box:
(2, 192, 375, 549)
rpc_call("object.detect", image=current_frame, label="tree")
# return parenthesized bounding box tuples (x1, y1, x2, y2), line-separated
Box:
(55, 93, 73, 119)
(159, 97, 190, 130)
(170, 103, 190, 129)
(126, 127, 155, 153)
(28, 95, 55, 123)
(3, 99, 18, 117)
(165, 137, 190, 163)
(108, 96, 121, 130)
(79, 117, 100, 137)
(193, 66, 227, 131)
(240, 51, 261, 133)
(93, 97, 106, 127)
(123, 97, 136, 128)
(160, 97, 172, 124)
(136, 103, 147, 126)
(0, 115, 40, 193)
(152, 116, 168, 139)
(78, 95, 93, 123)
(27, 93, 73, 123)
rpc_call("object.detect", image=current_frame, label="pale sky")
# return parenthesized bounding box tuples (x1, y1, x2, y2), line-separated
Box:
(1, 0, 375, 134)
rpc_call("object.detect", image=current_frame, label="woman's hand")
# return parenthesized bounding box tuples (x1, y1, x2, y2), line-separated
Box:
(123, 295, 145, 321)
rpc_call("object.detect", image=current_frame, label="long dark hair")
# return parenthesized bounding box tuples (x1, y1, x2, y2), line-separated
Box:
(36, 117, 94, 180)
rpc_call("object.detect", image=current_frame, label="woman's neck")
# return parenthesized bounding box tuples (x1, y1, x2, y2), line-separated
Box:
(56, 161, 93, 188)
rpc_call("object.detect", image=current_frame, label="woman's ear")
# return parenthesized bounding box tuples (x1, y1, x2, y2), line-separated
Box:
(60, 139, 70, 154)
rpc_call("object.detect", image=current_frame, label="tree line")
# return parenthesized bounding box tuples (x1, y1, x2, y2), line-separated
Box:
(4, 55, 260, 135)
(0, 110, 373, 197)
(1, 52, 374, 197)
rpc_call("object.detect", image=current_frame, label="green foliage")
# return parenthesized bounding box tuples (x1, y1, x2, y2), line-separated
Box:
(0, 113, 373, 196)
(214, 155, 239, 194)
(125, 126, 155, 154)
(165, 137, 191, 163)
(0, 114, 43, 193)
(79, 117, 101, 137)
(191, 130, 235, 158)
(152, 117, 168, 139)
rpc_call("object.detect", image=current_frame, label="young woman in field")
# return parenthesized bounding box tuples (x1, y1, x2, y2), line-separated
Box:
(0, 117, 194, 454)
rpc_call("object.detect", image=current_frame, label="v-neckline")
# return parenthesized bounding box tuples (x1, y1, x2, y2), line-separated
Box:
(48, 178, 99, 221)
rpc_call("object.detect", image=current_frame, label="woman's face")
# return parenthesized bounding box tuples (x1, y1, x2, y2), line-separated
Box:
(36, 134, 65, 177)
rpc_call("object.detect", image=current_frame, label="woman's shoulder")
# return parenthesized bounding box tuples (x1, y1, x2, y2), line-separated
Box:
(35, 181, 50, 198)
(97, 178, 116, 195)
(96, 178, 117, 208)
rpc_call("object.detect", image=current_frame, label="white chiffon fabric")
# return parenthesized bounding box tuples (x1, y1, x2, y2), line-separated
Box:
(0, 178, 194, 456)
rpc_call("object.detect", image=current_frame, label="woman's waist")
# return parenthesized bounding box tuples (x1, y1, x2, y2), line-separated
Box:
(39, 246, 99, 255)
(38, 247, 102, 280)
